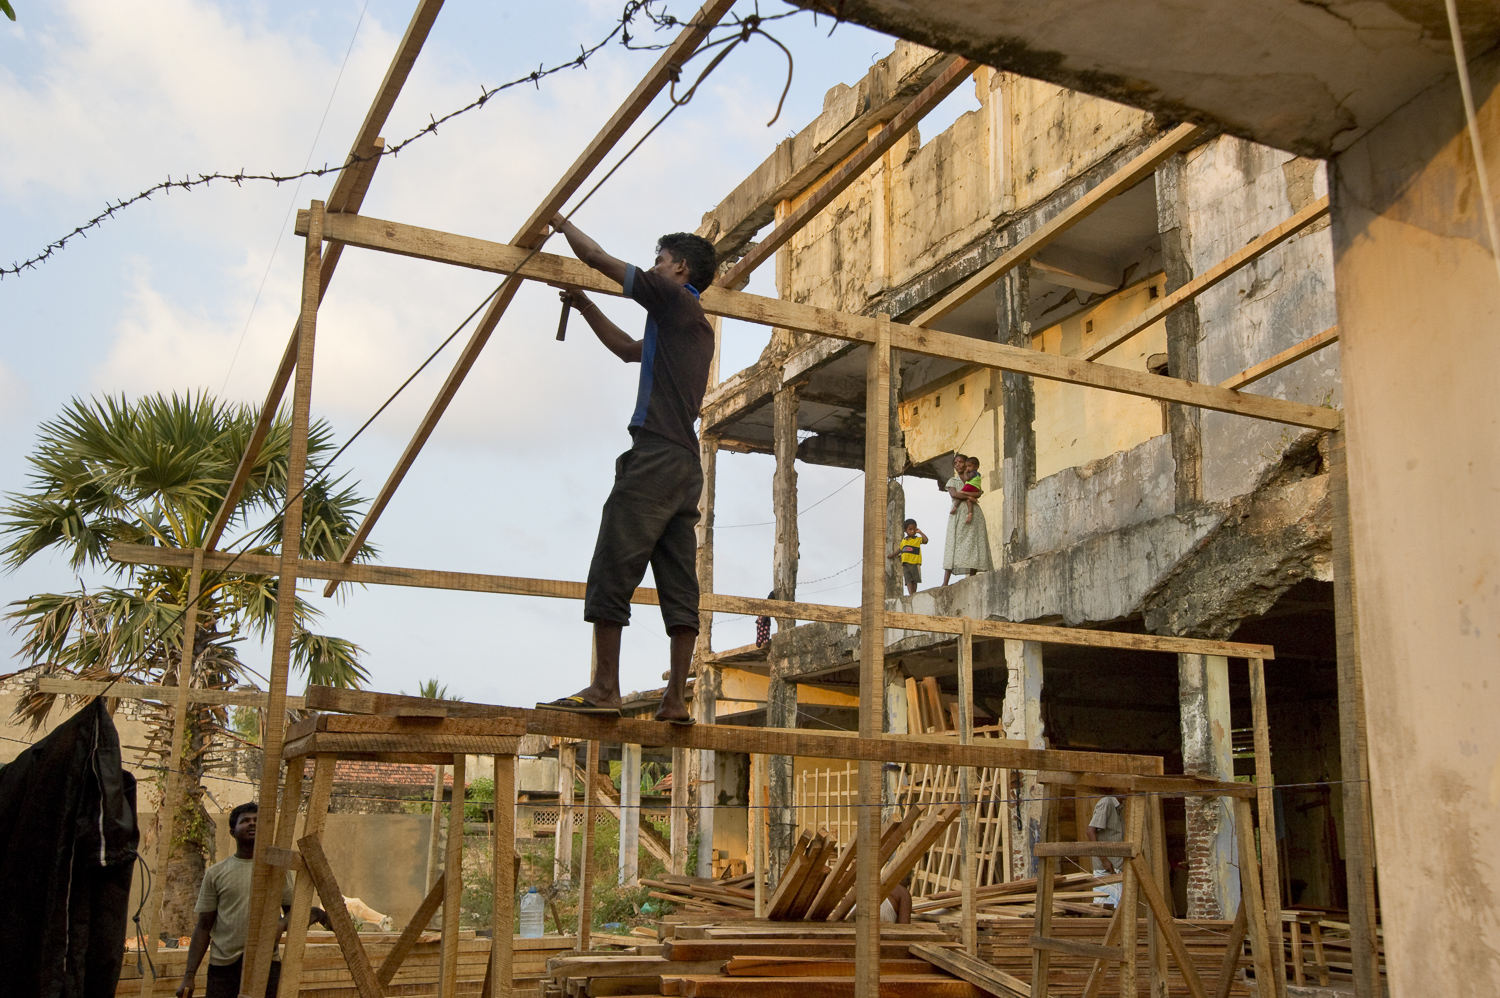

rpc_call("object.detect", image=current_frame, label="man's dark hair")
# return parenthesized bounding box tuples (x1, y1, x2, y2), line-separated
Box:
(229, 801, 258, 831)
(657, 232, 717, 290)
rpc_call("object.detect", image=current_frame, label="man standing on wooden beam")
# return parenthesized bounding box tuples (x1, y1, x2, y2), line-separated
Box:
(537, 213, 716, 724)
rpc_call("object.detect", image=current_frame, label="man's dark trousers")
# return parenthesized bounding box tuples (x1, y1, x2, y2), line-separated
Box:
(584, 430, 703, 630)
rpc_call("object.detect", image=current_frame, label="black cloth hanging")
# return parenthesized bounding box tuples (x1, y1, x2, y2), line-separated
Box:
(0, 697, 140, 998)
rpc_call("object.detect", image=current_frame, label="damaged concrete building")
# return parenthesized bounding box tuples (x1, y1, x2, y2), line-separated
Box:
(691, 43, 1348, 923)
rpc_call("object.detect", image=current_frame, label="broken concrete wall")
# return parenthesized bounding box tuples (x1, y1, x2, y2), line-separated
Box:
(1179, 136, 1341, 503)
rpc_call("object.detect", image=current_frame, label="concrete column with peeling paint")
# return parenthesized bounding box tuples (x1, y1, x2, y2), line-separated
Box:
(1001, 639, 1044, 879)
(1178, 653, 1239, 918)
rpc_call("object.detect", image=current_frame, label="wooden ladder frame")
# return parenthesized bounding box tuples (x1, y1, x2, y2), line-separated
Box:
(252, 713, 523, 998)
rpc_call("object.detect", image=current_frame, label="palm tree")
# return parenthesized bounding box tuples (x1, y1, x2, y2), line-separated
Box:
(1, 391, 377, 935)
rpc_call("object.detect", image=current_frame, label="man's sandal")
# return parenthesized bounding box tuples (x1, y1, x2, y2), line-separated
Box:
(535, 695, 621, 717)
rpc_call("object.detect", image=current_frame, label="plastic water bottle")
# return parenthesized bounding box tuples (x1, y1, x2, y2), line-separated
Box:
(519, 886, 545, 938)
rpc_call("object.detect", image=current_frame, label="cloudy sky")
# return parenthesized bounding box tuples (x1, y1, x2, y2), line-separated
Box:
(0, 0, 968, 707)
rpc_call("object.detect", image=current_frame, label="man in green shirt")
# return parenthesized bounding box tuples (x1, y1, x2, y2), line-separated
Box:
(176, 802, 328, 998)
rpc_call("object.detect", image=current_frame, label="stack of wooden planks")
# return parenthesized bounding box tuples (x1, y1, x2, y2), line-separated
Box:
(643, 873, 758, 916)
(912, 870, 1123, 920)
(119, 931, 578, 997)
(978, 916, 1255, 996)
(545, 921, 973, 998)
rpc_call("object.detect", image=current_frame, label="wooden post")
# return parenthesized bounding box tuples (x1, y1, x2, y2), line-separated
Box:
(1119, 794, 1145, 998)
(577, 739, 599, 950)
(1248, 657, 1287, 998)
(854, 319, 891, 998)
(137, 547, 202, 995)
(1232, 797, 1276, 992)
(439, 753, 468, 997)
(1002, 639, 1044, 879)
(493, 753, 516, 998)
(670, 745, 688, 875)
(242, 199, 323, 997)
(751, 752, 767, 917)
(1030, 793, 1060, 998)
(692, 432, 719, 878)
(427, 763, 447, 892)
(275, 754, 334, 998)
(619, 742, 641, 886)
(1148, 793, 1170, 998)
(957, 622, 978, 955)
(1328, 428, 1380, 996)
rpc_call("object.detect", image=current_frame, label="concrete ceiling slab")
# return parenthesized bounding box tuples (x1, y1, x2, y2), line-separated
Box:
(792, 1, 1500, 157)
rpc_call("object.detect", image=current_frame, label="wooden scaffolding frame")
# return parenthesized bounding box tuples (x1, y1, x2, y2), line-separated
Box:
(99, 2, 1382, 995)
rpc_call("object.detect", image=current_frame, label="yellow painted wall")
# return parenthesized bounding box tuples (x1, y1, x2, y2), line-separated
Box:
(1032, 276, 1170, 480)
(1004, 76, 1154, 211)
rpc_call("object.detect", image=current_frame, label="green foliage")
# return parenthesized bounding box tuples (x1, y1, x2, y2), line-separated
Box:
(0, 2, 14, 22)
(404, 677, 463, 701)
(2, 392, 376, 728)
(229, 706, 260, 744)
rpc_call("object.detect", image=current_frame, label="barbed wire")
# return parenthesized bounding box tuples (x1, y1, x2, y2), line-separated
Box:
(0, 2, 803, 281)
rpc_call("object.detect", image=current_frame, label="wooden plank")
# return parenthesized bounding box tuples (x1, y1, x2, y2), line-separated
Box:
(724, 958, 935, 977)
(324, 0, 736, 589)
(787, 834, 840, 919)
(494, 754, 516, 997)
(664, 941, 919, 962)
(1231, 798, 1275, 993)
(1211, 905, 1249, 998)
(440, 754, 469, 996)
(39, 676, 306, 709)
(136, 548, 202, 997)
(911, 124, 1205, 327)
(1035, 771, 1257, 799)
(243, 200, 324, 998)
(765, 830, 816, 918)
(717, 56, 974, 288)
(379, 874, 448, 986)
(1029, 936, 1125, 962)
(1032, 842, 1140, 859)
(261, 845, 306, 873)
(669, 977, 981, 998)
(1126, 857, 1208, 998)
(1327, 428, 1380, 998)
(1218, 326, 1339, 391)
(280, 756, 335, 998)
(1118, 798, 1144, 998)
(299, 831, 385, 998)
(297, 685, 1160, 776)
(111, 544, 1277, 661)
(1079, 906, 1126, 998)
(296, 209, 1338, 431)
(855, 316, 891, 998)
(579, 740, 600, 951)
(1081, 197, 1331, 361)
(206, 0, 444, 550)
(1247, 658, 1286, 998)
(1030, 793, 1060, 998)
(909, 943, 1029, 998)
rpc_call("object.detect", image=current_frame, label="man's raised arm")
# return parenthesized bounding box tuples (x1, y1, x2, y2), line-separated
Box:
(551, 214, 628, 286)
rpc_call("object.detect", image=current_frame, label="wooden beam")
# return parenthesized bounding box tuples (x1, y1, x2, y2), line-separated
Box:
(324, 0, 737, 593)
(39, 677, 306, 710)
(717, 56, 973, 289)
(854, 317, 891, 998)
(242, 200, 323, 998)
(1248, 658, 1287, 998)
(1219, 326, 1339, 391)
(578, 739, 600, 951)
(277, 754, 335, 997)
(109, 543, 1276, 660)
(440, 753, 468, 995)
(910, 124, 1206, 328)
(956, 622, 977, 957)
(300, 831, 385, 998)
(295, 209, 1340, 431)
(1081, 196, 1331, 362)
(206, 0, 445, 550)
(908, 944, 1028, 998)
(1327, 428, 1381, 997)
(378, 873, 447, 986)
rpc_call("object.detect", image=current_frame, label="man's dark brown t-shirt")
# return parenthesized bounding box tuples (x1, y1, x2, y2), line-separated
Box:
(623, 265, 714, 454)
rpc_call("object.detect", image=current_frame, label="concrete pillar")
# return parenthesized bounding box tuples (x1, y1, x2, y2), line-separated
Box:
(766, 665, 799, 884)
(618, 743, 641, 886)
(1178, 654, 1239, 918)
(998, 268, 1033, 564)
(1001, 639, 1044, 879)
(1330, 46, 1500, 996)
(884, 662, 909, 821)
(1155, 152, 1204, 509)
(886, 477, 905, 597)
(772, 384, 799, 615)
